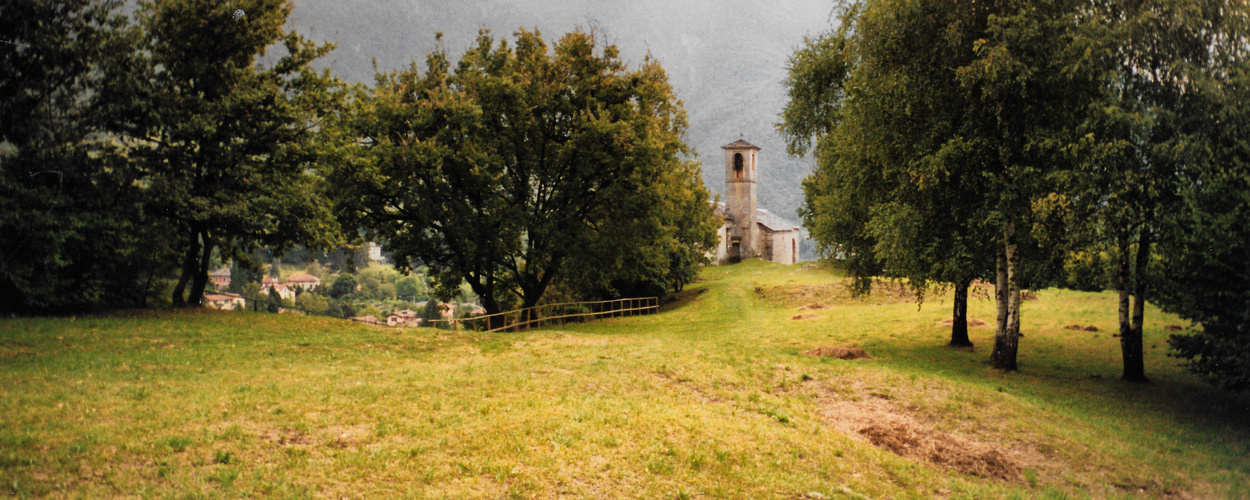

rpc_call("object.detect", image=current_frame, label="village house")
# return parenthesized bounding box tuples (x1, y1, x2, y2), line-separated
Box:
(260, 277, 295, 300)
(203, 292, 246, 310)
(286, 273, 321, 291)
(208, 268, 231, 289)
(712, 139, 801, 265)
(386, 309, 420, 327)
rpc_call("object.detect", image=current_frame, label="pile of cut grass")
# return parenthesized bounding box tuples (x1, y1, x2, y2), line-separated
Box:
(1, 259, 1246, 498)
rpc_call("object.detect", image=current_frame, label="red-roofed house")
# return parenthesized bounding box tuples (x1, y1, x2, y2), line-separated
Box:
(287, 273, 321, 291)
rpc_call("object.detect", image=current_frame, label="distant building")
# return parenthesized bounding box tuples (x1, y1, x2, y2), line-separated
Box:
(713, 139, 801, 265)
(208, 268, 231, 289)
(287, 273, 321, 291)
(367, 241, 384, 262)
(204, 292, 246, 310)
(260, 277, 295, 300)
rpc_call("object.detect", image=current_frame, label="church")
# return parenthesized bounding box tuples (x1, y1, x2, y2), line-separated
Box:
(712, 139, 801, 265)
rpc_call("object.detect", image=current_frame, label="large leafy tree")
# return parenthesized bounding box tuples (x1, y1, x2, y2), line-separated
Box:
(1074, 0, 1246, 382)
(120, 0, 343, 307)
(782, 0, 1090, 361)
(328, 29, 716, 327)
(0, 0, 175, 313)
(1153, 10, 1250, 392)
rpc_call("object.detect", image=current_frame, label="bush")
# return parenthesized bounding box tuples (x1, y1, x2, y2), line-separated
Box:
(1063, 250, 1111, 292)
(329, 274, 357, 299)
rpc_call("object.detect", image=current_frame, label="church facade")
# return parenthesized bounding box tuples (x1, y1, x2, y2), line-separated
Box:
(711, 139, 801, 265)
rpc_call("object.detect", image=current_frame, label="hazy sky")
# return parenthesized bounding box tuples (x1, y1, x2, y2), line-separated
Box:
(287, 0, 840, 220)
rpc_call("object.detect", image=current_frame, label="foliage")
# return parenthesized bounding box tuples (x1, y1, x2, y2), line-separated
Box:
(326, 29, 716, 323)
(394, 275, 427, 302)
(0, 0, 175, 313)
(420, 299, 444, 327)
(781, 0, 1091, 358)
(294, 290, 329, 314)
(328, 274, 357, 300)
(118, 0, 345, 307)
(1155, 49, 1250, 392)
(1063, 249, 1112, 292)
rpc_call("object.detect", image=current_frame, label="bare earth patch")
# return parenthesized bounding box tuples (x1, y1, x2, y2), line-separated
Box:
(791, 313, 819, 321)
(803, 345, 872, 360)
(796, 303, 827, 311)
(822, 396, 1023, 482)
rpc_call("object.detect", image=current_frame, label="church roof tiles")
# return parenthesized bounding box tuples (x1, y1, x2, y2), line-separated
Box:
(756, 209, 801, 232)
(721, 139, 760, 150)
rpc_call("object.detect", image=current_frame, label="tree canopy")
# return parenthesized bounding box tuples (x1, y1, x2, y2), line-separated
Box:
(781, 0, 1093, 362)
(0, 0, 175, 314)
(326, 29, 717, 324)
(118, 0, 345, 308)
(783, 0, 1250, 386)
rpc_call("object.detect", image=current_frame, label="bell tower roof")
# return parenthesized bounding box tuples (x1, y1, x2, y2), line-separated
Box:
(721, 139, 760, 150)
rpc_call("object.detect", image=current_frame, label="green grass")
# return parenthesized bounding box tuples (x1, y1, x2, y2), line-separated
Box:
(1, 260, 1247, 498)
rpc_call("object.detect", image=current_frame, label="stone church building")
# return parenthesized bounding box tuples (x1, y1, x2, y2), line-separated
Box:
(712, 139, 801, 265)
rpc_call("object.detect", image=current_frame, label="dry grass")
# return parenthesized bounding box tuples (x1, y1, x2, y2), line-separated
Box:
(0, 260, 1247, 498)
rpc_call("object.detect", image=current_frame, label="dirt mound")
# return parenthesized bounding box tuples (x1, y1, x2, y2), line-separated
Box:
(796, 303, 827, 311)
(859, 423, 1021, 481)
(822, 396, 1022, 482)
(803, 345, 872, 360)
(938, 317, 988, 327)
(791, 313, 819, 321)
(1064, 324, 1099, 332)
(1165, 324, 1184, 331)
(1022, 290, 1039, 301)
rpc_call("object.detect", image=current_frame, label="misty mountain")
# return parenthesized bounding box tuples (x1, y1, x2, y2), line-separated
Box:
(285, 0, 839, 223)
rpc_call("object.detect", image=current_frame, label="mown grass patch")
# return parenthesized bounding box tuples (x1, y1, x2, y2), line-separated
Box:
(1, 259, 1247, 498)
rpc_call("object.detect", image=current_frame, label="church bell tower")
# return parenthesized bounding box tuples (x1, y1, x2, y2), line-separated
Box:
(723, 138, 760, 262)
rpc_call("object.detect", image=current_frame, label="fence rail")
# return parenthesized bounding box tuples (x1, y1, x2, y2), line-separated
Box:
(214, 295, 659, 333)
(426, 297, 660, 332)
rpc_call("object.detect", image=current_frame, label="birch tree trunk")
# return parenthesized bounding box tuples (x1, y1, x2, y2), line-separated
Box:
(992, 221, 1020, 371)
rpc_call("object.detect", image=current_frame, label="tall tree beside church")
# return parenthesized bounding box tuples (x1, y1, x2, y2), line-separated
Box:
(120, 0, 343, 307)
(781, 0, 1090, 357)
(0, 0, 176, 313)
(327, 29, 715, 327)
(955, 0, 1096, 370)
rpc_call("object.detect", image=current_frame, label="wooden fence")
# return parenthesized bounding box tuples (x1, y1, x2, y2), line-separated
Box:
(426, 297, 660, 332)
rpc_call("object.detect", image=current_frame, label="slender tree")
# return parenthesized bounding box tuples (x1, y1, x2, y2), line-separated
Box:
(1074, 0, 1243, 382)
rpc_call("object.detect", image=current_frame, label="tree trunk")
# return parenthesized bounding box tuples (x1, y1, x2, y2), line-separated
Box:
(186, 235, 213, 307)
(171, 229, 201, 307)
(1124, 229, 1150, 383)
(995, 244, 1008, 341)
(992, 222, 1020, 371)
(950, 277, 974, 348)
(1115, 235, 1135, 380)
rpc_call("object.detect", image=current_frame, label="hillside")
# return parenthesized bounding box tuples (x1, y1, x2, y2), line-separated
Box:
(1, 261, 1247, 497)
(285, 0, 832, 225)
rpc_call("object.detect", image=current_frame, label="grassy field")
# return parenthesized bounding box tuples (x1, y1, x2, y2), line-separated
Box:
(1, 260, 1247, 499)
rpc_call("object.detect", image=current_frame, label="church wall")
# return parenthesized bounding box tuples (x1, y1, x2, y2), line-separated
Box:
(768, 229, 800, 265)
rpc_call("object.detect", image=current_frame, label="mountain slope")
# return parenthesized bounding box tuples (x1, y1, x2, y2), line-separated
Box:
(287, 0, 836, 224)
